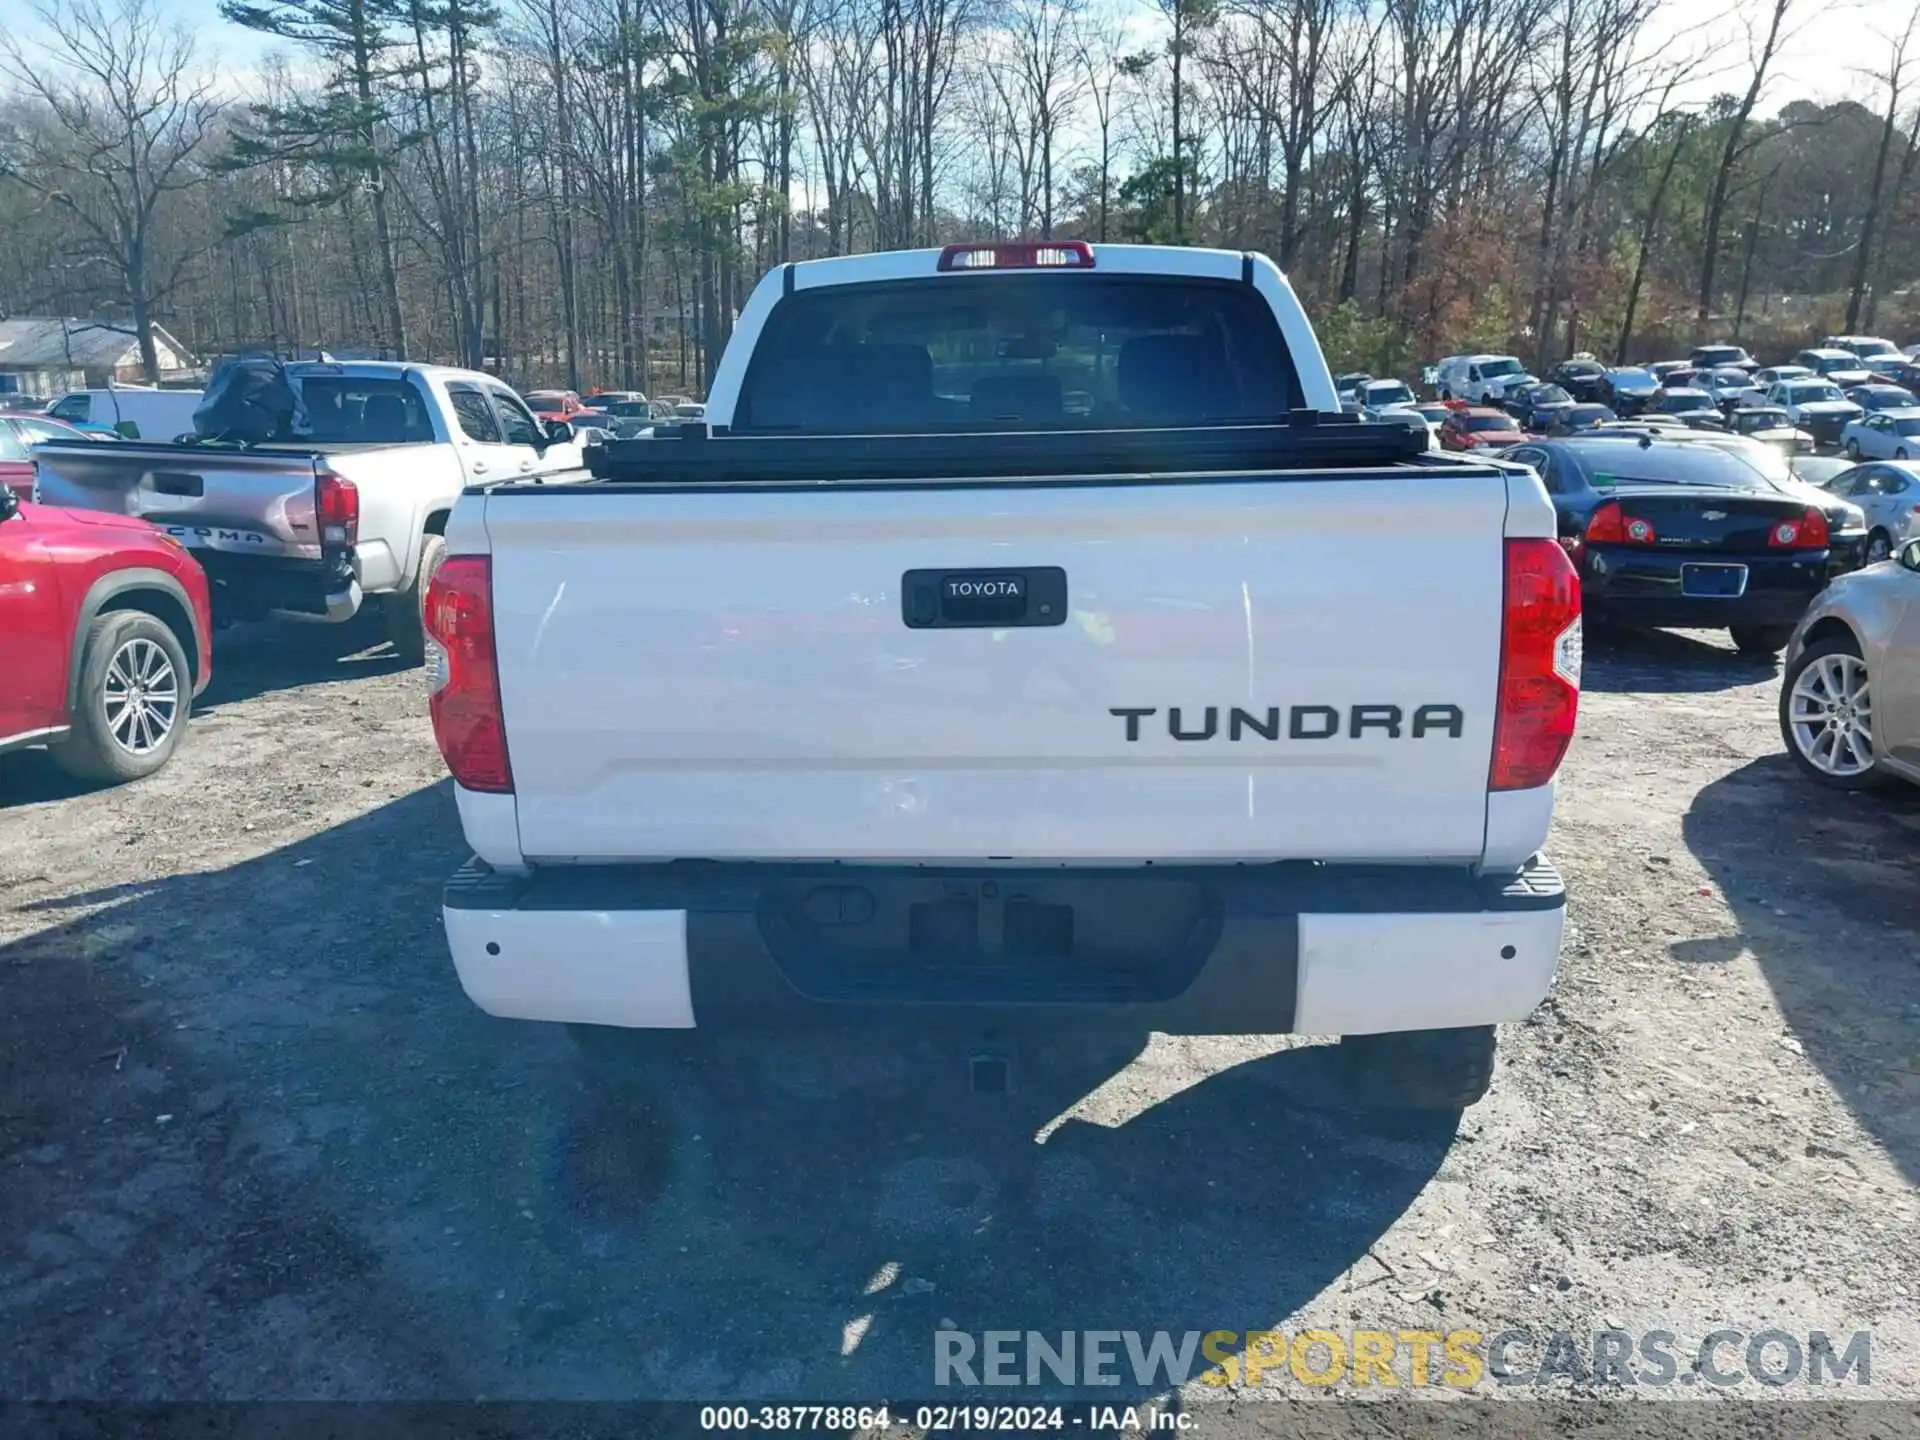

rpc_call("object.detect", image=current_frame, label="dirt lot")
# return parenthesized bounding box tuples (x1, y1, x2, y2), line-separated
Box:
(2, 614, 1917, 1411)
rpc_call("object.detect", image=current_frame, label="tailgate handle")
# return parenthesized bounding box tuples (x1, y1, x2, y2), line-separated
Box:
(149, 471, 204, 497)
(902, 567, 1068, 629)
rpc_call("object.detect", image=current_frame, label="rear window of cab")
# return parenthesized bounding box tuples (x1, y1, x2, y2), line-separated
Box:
(734, 275, 1303, 433)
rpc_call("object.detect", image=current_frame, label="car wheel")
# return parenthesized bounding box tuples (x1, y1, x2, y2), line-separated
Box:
(1338, 1025, 1497, 1110)
(1729, 624, 1795, 657)
(1866, 529, 1893, 565)
(385, 532, 448, 666)
(1846, 440, 1862, 459)
(50, 611, 193, 784)
(1898, 448, 1910, 461)
(1780, 635, 1881, 789)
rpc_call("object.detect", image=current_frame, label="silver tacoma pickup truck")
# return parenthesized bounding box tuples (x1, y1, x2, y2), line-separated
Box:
(30, 362, 586, 660)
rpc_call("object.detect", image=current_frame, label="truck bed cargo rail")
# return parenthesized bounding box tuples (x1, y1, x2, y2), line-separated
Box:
(571, 414, 1437, 490)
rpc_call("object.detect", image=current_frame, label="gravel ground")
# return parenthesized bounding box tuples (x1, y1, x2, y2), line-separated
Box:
(2, 613, 1917, 1417)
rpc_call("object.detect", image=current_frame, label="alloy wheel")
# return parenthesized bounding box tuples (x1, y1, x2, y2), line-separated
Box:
(103, 636, 179, 756)
(1787, 653, 1874, 778)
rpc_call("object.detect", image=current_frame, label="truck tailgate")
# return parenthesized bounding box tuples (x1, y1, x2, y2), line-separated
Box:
(32, 441, 324, 561)
(484, 473, 1509, 864)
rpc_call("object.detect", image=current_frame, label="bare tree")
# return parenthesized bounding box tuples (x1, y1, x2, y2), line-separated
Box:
(1154, 0, 1218, 242)
(1004, 0, 1085, 237)
(0, 0, 221, 379)
(519, 0, 582, 385)
(1223, 0, 1350, 269)
(1870, 91, 1920, 328)
(1616, 111, 1693, 362)
(1694, 0, 1796, 332)
(8, 0, 1920, 396)
(219, 0, 414, 358)
(1382, 0, 1530, 305)
(1330, 36, 1383, 301)
(796, 0, 879, 253)
(1846, 2, 1920, 330)
(1075, 3, 1126, 241)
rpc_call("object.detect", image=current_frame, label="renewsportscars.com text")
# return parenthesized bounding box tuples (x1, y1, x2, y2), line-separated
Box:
(932, 1327, 1872, 1390)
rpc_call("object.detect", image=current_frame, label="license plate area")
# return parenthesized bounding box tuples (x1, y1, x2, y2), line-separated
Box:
(1681, 563, 1749, 598)
(758, 872, 1221, 1003)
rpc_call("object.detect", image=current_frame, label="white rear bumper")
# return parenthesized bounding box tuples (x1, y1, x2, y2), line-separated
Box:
(445, 904, 695, 1028)
(1292, 907, 1562, 1033)
(443, 859, 1564, 1037)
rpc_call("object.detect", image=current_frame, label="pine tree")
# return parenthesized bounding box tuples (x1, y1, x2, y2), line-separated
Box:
(219, 0, 415, 356)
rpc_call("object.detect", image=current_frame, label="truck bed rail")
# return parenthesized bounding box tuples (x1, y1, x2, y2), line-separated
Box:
(568, 413, 1441, 492)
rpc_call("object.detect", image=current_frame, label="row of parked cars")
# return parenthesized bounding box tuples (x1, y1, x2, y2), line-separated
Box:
(1416, 335, 1920, 455)
(1334, 348, 1920, 793)
(522, 388, 706, 439)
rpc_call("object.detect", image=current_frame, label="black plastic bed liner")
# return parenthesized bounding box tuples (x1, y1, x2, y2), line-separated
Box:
(546, 411, 1460, 493)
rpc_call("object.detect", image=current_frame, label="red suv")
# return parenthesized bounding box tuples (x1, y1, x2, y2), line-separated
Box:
(0, 466, 212, 784)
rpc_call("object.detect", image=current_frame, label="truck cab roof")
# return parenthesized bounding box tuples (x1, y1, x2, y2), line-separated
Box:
(285, 360, 498, 385)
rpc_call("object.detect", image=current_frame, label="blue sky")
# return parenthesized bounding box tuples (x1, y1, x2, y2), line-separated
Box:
(156, 0, 269, 68)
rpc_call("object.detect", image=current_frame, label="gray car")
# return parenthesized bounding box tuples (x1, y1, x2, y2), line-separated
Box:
(1817, 460, 1920, 564)
(1780, 536, 1920, 790)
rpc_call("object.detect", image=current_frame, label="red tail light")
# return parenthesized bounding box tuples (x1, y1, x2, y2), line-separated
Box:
(1584, 502, 1624, 543)
(1583, 500, 1657, 545)
(1491, 538, 1582, 792)
(1768, 507, 1830, 549)
(316, 470, 359, 547)
(937, 241, 1095, 271)
(424, 555, 512, 793)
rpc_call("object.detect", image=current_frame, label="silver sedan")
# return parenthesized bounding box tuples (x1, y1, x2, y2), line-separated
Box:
(1779, 537, 1920, 789)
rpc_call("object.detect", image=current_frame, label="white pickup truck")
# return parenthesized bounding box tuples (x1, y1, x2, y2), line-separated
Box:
(30, 362, 585, 660)
(427, 242, 1581, 1109)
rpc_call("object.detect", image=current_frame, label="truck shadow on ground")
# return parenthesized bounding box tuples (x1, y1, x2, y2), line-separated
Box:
(0, 750, 97, 809)
(1581, 626, 1777, 695)
(0, 782, 1455, 1400)
(1682, 756, 1920, 1188)
(198, 611, 415, 709)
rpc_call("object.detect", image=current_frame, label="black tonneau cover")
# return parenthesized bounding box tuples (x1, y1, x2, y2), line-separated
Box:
(29, 438, 405, 461)
(560, 413, 1438, 492)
